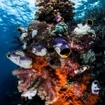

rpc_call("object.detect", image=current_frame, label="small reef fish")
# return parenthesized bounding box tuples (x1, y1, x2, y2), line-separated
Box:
(74, 65, 90, 74)
(6, 50, 32, 68)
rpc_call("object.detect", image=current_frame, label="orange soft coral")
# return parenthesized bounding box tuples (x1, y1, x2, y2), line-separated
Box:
(83, 93, 100, 105)
(12, 51, 100, 105)
(55, 69, 67, 87)
(32, 56, 48, 71)
(52, 73, 100, 105)
(26, 52, 48, 72)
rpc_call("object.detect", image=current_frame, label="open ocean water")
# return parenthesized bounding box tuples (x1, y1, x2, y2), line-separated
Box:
(0, 0, 36, 104)
(0, 0, 105, 105)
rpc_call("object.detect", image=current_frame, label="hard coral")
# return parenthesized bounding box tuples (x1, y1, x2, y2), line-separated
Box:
(35, 0, 75, 23)
(28, 21, 53, 48)
(28, 21, 48, 38)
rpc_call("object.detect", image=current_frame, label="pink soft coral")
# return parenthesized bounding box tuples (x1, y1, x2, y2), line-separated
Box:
(60, 57, 80, 77)
(37, 67, 58, 105)
(68, 34, 94, 53)
(12, 68, 40, 92)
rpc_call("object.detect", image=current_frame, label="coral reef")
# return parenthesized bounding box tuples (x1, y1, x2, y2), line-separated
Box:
(68, 34, 94, 53)
(6, 0, 105, 105)
(53, 73, 100, 105)
(35, 0, 75, 23)
(77, 5, 105, 104)
(12, 68, 36, 92)
(60, 57, 80, 77)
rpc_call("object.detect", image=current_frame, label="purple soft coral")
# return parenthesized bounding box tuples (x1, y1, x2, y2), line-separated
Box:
(68, 34, 94, 53)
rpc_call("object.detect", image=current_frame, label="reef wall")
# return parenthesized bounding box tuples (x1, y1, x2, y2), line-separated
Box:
(6, 0, 105, 105)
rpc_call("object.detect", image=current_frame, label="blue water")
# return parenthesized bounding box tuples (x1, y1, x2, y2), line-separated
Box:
(0, 0, 104, 105)
(0, 0, 37, 104)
